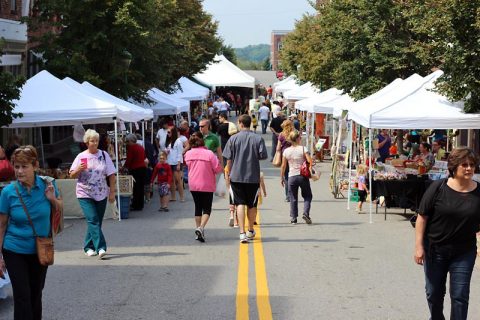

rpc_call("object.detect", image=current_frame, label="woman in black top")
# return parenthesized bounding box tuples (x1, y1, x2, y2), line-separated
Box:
(415, 147, 480, 320)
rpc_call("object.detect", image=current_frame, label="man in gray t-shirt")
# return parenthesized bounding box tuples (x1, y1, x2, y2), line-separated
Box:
(223, 114, 268, 243)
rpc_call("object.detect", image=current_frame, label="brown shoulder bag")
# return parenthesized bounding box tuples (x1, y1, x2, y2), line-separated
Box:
(14, 182, 54, 266)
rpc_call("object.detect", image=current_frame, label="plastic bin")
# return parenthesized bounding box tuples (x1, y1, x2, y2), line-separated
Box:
(117, 195, 131, 219)
(350, 188, 360, 202)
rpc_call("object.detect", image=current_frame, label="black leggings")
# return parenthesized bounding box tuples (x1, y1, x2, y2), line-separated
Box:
(3, 249, 48, 320)
(190, 191, 213, 216)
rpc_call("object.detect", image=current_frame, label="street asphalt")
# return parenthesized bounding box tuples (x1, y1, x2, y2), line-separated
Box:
(1, 132, 480, 320)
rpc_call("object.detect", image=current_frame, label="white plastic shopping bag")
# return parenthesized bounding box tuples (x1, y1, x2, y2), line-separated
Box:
(215, 174, 227, 197)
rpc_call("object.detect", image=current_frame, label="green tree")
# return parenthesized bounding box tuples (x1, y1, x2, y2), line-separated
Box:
(220, 44, 237, 65)
(262, 57, 271, 71)
(0, 71, 25, 127)
(29, 0, 221, 100)
(281, 0, 438, 99)
(407, 0, 480, 112)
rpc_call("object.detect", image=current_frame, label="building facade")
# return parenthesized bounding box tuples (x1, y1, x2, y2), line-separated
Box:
(270, 30, 290, 71)
(0, 0, 30, 76)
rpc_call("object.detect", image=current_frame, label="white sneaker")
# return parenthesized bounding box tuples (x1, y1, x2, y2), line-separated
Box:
(246, 230, 256, 240)
(240, 233, 248, 243)
(98, 249, 107, 259)
(85, 249, 97, 257)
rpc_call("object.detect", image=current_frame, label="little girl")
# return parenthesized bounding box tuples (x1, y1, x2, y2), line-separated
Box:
(251, 114, 258, 133)
(356, 164, 368, 213)
(151, 152, 173, 212)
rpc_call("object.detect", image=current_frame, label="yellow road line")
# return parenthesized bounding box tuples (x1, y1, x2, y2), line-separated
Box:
(236, 239, 249, 320)
(253, 210, 273, 320)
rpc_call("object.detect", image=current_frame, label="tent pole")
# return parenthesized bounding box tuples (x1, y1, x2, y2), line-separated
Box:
(129, 123, 133, 133)
(141, 120, 145, 147)
(347, 120, 353, 210)
(310, 113, 315, 155)
(151, 120, 154, 144)
(39, 127, 46, 168)
(114, 118, 121, 221)
(368, 128, 373, 224)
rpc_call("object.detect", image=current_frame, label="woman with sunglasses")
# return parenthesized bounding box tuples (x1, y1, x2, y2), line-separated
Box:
(0, 146, 61, 319)
(415, 147, 480, 320)
(165, 127, 185, 202)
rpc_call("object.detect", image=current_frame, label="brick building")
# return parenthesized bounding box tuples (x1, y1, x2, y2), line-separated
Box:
(270, 30, 290, 71)
(0, 0, 29, 76)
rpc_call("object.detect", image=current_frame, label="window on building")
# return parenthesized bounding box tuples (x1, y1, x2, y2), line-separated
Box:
(277, 42, 283, 51)
(10, 0, 17, 13)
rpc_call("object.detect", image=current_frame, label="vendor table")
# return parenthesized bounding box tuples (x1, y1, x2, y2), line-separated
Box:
(371, 178, 429, 220)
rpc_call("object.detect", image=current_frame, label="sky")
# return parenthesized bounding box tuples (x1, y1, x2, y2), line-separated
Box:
(201, 0, 316, 48)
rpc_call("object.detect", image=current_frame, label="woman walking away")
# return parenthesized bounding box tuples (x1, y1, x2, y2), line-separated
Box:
(124, 134, 147, 211)
(277, 119, 295, 202)
(281, 131, 313, 225)
(415, 147, 480, 320)
(165, 127, 185, 202)
(184, 132, 223, 242)
(151, 152, 173, 212)
(1, 146, 62, 319)
(70, 129, 116, 258)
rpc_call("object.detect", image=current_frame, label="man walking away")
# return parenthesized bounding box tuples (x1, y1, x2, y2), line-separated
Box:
(223, 115, 268, 243)
(258, 102, 270, 134)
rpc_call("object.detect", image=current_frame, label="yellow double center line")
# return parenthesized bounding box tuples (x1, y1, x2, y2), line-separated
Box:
(236, 210, 273, 320)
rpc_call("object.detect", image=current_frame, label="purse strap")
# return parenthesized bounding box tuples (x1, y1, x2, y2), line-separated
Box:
(13, 182, 39, 237)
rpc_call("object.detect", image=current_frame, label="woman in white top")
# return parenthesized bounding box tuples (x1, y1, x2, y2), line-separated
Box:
(165, 127, 185, 201)
(280, 130, 313, 225)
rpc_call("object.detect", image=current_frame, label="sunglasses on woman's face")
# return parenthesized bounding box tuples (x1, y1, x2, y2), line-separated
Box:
(460, 162, 475, 169)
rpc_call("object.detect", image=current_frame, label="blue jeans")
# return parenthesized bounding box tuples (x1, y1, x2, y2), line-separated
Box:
(78, 198, 108, 252)
(287, 175, 312, 219)
(261, 119, 268, 134)
(424, 245, 476, 320)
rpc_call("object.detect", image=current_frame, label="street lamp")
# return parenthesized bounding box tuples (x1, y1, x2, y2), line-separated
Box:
(120, 50, 132, 98)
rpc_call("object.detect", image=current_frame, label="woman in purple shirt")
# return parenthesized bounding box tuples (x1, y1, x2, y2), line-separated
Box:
(70, 129, 116, 259)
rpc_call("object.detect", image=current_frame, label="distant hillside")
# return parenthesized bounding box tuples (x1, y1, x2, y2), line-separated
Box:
(235, 44, 270, 63)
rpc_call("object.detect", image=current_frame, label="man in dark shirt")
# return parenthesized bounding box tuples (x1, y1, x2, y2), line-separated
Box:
(223, 115, 268, 243)
(269, 111, 285, 161)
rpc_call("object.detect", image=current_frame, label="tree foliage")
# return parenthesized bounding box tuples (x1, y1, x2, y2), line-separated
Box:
(281, 0, 437, 100)
(220, 44, 237, 65)
(407, 0, 480, 112)
(0, 71, 25, 127)
(29, 0, 222, 100)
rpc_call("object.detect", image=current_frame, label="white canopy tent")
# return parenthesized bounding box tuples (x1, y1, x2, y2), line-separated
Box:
(9, 70, 154, 221)
(274, 76, 301, 94)
(283, 82, 320, 100)
(345, 70, 480, 222)
(295, 88, 350, 115)
(170, 77, 209, 101)
(146, 88, 190, 116)
(62, 77, 153, 121)
(194, 55, 256, 91)
(9, 71, 151, 128)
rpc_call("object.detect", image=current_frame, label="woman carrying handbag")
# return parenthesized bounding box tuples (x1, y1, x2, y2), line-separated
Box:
(280, 131, 313, 225)
(0, 146, 62, 320)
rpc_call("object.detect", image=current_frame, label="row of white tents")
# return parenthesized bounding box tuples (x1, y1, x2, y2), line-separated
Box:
(275, 70, 480, 222)
(277, 69, 480, 131)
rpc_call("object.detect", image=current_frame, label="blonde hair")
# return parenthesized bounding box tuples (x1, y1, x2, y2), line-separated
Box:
(281, 120, 295, 138)
(288, 130, 301, 145)
(83, 129, 100, 143)
(356, 164, 367, 175)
